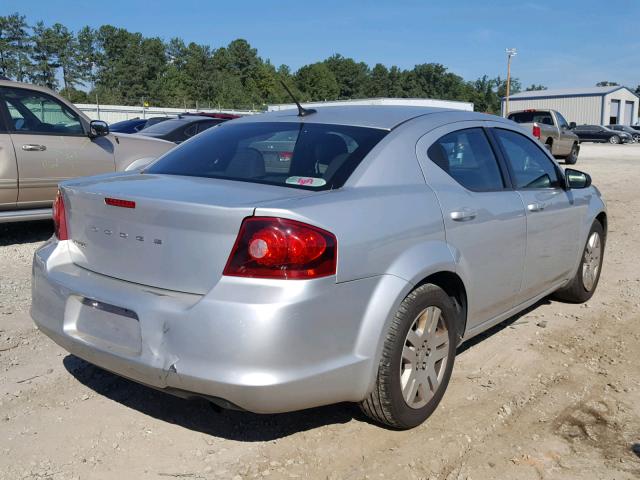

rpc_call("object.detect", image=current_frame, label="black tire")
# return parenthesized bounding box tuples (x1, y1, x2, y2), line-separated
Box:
(565, 143, 579, 165)
(360, 284, 458, 429)
(609, 135, 620, 144)
(555, 221, 605, 303)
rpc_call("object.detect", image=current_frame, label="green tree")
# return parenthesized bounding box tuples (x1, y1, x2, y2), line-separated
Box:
(468, 75, 499, 113)
(323, 54, 369, 99)
(0, 13, 31, 81)
(526, 84, 547, 91)
(48, 23, 84, 91)
(225, 39, 260, 87)
(387, 66, 405, 97)
(366, 63, 390, 97)
(596, 81, 618, 87)
(295, 63, 339, 101)
(92, 25, 167, 105)
(30, 21, 60, 89)
(76, 26, 97, 88)
(495, 76, 521, 98)
(403, 63, 468, 100)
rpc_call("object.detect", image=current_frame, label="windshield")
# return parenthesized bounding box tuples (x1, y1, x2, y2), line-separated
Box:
(146, 122, 388, 190)
(508, 111, 554, 125)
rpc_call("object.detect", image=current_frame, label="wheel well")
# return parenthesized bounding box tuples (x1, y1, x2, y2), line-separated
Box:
(596, 212, 607, 239)
(415, 272, 467, 342)
(546, 138, 553, 145)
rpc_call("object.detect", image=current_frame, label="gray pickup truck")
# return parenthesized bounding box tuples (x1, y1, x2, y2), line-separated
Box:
(0, 79, 175, 223)
(507, 109, 580, 164)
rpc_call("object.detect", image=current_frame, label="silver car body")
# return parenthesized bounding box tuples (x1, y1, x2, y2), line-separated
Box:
(31, 106, 606, 413)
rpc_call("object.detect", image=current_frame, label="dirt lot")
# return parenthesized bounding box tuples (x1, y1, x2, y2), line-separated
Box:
(1, 143, 639, 480)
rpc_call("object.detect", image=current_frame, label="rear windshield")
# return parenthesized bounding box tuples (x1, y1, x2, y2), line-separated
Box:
(508, 111, 554, 125)
(146, 122, 388, 190)
(139, 118, 188, 134)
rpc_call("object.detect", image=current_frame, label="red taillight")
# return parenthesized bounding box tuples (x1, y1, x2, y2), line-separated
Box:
(532, 125, 541, 139)
(52, 190, 68, 240)
(223, 217, 337, 279)
(105, 197, 136, 208)
(279, 151, 293, 162)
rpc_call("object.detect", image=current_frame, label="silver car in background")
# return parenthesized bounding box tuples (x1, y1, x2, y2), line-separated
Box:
(31, 106, 607, 429)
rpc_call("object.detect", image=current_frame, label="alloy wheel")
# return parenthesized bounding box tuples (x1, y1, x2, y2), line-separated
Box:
(582, 232, 602, 291)
(400, 306, 449, 409)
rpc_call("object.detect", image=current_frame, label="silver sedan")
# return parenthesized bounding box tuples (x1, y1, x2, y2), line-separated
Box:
(31, 106, 606, 429)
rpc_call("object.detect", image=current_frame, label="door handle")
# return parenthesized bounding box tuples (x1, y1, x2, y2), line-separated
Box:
(22, 144, 47, 151)
(527, 202, 546, 212)
(450, 208, 477, 222)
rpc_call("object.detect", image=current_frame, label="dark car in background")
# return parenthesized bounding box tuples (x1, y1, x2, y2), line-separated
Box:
(607, 124, 640, 142)
(572, 125, 633, 144)
(136, 115, 227, 143)
(109, 117, 171, 133)
(182, 112, 241, 121)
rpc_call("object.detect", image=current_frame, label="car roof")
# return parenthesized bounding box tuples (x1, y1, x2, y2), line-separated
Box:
(173, 115, 221, 123)
(112, 118, 144, 124)
(231, 105, 491, 130)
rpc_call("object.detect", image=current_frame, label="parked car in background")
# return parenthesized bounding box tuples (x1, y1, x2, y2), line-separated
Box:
(32, 106, 606, 429)
(606, 124, 640, 142)
(0, 79, 175, 223)
(136, 114, 227, 143)
(507, 109, 580, 164)
(181, 112, 241, 121)
(572, 125, 633, 144)
(109, 116, 171, 133)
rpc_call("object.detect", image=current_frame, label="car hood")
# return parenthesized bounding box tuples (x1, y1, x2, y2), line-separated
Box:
(109, 133, 175, 171)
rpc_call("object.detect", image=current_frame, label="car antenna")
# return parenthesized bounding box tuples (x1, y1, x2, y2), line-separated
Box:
(279, 79, 316, 117)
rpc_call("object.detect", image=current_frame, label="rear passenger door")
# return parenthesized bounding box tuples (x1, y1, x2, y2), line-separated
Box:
(416, 123, 526, 331)
(575, 126, 595, 142)
(491, 127, 579, 301)
(0, 114, 18, 209)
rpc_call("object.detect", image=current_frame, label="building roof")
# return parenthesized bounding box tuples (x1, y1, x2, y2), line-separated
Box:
(268, 97, 473, 111)
(231, 105, 490, 130)
(507, 86, 637, 100)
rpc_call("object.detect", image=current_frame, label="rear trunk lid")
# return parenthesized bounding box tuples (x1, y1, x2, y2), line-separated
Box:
(63, 173, 317, 294)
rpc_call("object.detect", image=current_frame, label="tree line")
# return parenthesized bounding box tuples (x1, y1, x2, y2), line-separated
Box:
(6, 12, 611, 113)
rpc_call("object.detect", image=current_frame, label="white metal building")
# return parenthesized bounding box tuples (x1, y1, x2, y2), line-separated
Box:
(502, 86, 639, 125)
(74, 103, 257, 123)
(268, 97, 474, 112)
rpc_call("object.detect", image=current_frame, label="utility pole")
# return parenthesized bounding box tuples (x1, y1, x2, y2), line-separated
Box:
(504, 48, 517, 117)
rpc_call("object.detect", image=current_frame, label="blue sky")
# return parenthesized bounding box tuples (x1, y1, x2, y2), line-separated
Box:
(3, 0, 639, 89)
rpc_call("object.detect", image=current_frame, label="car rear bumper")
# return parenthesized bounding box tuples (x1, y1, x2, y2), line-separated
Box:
(31, 240, 408, 413)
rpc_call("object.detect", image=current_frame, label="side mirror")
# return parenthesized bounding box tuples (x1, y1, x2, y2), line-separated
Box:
(569, 122, 576, 129)
(89, 120, 109, 138)
(565, 168, 591, 189)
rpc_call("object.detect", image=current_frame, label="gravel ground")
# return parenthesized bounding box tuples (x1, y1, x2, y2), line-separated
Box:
(1, 143, 639, 480)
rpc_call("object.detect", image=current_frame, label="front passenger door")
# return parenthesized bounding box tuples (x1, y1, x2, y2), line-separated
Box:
(491, 127, 579, 301)
(554, 111, 573, 155)
(0, 86, 115, 207)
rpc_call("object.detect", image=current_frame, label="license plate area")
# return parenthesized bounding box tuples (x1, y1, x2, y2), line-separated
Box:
(64, 296, 142, 356)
